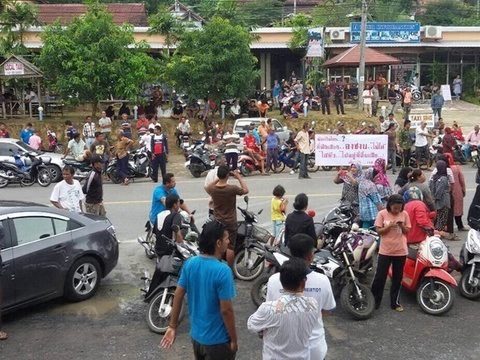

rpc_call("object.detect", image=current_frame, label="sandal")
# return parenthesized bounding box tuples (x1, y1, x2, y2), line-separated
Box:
(392, 305, 404, 312)
(0, 331, 8, 340)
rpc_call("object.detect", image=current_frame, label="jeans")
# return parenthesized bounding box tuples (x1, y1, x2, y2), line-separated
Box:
(402, 148, 411, 167)
(266, 148, 278, 172)
(334, 97, 345, 115)
(403, 103, 411, 120)
(299, 153, 308, 178)
(388, 148, 396, 173)
(371, 254, 406, 308)
(192, 339, 236, 360)
(225, 152, 238, 170)
(416, 145, 429, 166)
(116, 156, 129, 182)
(462, 143, 472, 160)
(432, 107, 442, 120)
(151, 153, 167, 182)
(272, 220, 284, 238)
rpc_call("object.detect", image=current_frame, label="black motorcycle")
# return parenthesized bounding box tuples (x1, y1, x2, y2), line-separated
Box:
(0, 151, 52, 188)
(186, 144, 220, 178)
(233, 196, 273, 281)
(63, 158, 92, 183)
(106, 147, 151, 183)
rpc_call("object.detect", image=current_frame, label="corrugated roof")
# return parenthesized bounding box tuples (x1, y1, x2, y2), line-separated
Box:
(36, 3, 148, 26)
(323, 44, 402, 68)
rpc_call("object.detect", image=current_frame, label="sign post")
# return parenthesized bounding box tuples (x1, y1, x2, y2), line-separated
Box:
(4, 61, 25, 76)
(408, 113, 435, 128)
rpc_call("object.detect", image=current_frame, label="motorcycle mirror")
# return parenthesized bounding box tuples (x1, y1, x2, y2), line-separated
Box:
(244, 196, 249, 204)
(258, 209, 263, 215)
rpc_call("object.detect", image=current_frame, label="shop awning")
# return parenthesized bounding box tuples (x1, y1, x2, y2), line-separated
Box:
(323, 44, 402, 68)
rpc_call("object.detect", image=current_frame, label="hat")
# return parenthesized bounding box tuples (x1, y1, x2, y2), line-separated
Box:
(138, 127, 148, 134)
(155, 124, 162, 130)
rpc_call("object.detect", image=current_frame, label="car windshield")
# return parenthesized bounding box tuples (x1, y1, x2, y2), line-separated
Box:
(16, 141, 42, 155)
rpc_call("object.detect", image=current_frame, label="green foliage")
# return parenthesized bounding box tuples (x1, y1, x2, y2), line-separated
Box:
(370, 0, 414, 22)
(38, 2, 160, 113)
(287, 14, 312, 51)
(0, 1, 38, 54)
(149, 6, 185, 56)
(45, 0, 171, 14)
(463, 67, 480, 96)
(312, 0, 360, 27)
(164, 16, 258, 102)
(418, 0, 479, 26)
(238, 0, 284, 27)
(426, 61, 447, 85)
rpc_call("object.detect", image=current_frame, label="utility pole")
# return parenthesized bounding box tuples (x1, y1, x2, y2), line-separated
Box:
(294, 0, 297, 14)
(357, 0, 368, 109)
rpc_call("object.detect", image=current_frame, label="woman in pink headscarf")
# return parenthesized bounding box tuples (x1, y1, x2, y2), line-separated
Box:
(373, 158, 393, 205)
(444, 153, 468, 231)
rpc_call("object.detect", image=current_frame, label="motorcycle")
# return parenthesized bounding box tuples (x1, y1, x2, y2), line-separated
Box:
(106, 147, 151, 183)
(185, 144, 219, 178)
(46, 130, 64, 153)
(317, 204, 356, 248)
(141, 227, 199, 334)
(63, 158, 92, 183)
(470, 145, 479, 168)
(458, 229, 480, 299)
(0, 151, 52, 188)
(238, 152, 264, 177)
(391, 235, 457, 315)
(270, 145, 297, 173)
(233, 196, 272, 281)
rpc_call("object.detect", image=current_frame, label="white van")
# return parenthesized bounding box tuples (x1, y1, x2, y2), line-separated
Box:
(232, 118, 290, 143)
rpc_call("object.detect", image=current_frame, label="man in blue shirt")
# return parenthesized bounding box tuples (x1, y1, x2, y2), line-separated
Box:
(161, 221, 238, 359)
(19, 122, 33, 144)
(148, 173, 191, 226)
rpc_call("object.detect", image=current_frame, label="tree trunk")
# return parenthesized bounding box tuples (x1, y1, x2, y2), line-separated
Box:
(91, 101, 98, 118)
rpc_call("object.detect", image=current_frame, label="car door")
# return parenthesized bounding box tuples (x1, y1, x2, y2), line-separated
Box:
(9, 212, 73, 304)
(0, 142, 16, 164)
(0, 218, 15, 309)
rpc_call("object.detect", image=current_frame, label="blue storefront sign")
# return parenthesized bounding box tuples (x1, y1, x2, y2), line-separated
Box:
(350, 22, 420, 43)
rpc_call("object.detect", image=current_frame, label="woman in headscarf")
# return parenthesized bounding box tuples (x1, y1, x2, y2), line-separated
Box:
(333, 163, 361, 215)
(444, 153, 468, 231)
(359, 167, 384, 229)
(429, 160, 451, 237)
(442, 127, 456, 158)
(399, 169, 435, 211)
(373, 158, 393, 205)
(394, 166, 412, 193)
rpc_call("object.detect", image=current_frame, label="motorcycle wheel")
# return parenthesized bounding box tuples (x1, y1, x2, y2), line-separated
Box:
(146, 289, 185, 334)
(340, 282, 375, 320)
(190, 168, 203, 178)
(416, 279, 455, 315)
(20, 175, 35, 187)
(307, 157, 320, 172)
(107, 168, 123, 184)
(459, 267, 480, 300)
(37, 168, 52, 187)
(233, 249, 265, 281)
(412, 92, 422, 101)
(271, 162, 285, 173)
(240, 163, 251, 177)
(251, 272, 271, 307)
(0, 176, 8, 188)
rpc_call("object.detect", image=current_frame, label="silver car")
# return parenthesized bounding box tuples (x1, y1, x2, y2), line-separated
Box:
(0, 201, 119, 312)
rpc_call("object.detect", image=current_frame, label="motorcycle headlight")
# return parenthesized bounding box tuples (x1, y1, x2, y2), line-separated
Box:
(429, 240, 445, 260)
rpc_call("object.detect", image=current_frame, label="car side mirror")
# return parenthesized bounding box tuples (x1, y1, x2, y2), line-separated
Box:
(258, 209, 263, 215)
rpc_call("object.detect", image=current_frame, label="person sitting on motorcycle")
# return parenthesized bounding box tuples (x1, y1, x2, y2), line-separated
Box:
(452, 121, 464, 142)
(154, 194, 184, 257)
(244, 128, 266, 174)
(175, 116, 191, 145)
(63, 133, 91, 162)
(462, 125, 480, 160)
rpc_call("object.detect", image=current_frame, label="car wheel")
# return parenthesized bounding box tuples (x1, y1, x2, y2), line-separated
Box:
(47, 165, 62, 182)
(64, 256, 101, 302)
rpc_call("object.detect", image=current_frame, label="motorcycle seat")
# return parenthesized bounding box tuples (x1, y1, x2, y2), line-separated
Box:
(407, 246, 418, 261)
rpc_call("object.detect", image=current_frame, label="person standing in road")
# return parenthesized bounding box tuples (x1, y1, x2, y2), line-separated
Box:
(318, 80, 331, 115)
(0, 224, 8, 340)
(161, 221, 238, 360)
(113, 130, 133, 186)
(371, 194, 411, 312)
(271, 185, 287, 238)
(398, 120, 413, 167)
(284, 193, 316, 247)
(415, 121, 432, 169)
(248, 257, 319, 360)
(431, 90, 444, 122)
(83, 116, 96, 149)
(150, 124, 168, 183)
(98, 111, 112, 142)
(294, 122, 311, 179)
(50, 166, 84, 213)
(266, 234, 335, 360)
(403, 87, 412, 120)
(223, 127, 240, 171)
(265, 128, 280, 173)
(206, 166, 249, 266)
(83, 156, 106, 216)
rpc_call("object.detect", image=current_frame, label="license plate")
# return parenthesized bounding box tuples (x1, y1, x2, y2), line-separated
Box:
(472, 150, 478, 157)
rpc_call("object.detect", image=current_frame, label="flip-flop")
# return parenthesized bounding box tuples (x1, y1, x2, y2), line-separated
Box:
(0, 331, 8, 340)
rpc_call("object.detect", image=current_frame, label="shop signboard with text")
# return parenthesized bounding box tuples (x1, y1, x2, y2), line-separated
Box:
(408, 113, 435, 128)
(350, 22, 420, 43)
(315, 134, 388, 167)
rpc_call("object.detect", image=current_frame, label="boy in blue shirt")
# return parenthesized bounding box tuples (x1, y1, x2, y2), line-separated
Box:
(161, 221, 238, 359)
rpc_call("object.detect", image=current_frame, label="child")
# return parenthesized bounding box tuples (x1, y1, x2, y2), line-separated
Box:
(271, 185, 288, 237)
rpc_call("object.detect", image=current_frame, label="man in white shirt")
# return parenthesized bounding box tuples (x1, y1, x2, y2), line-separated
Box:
(294, 122, 311, 179)
(83, 116, 96, 148)
(98, 111, 112, 141)
(229, 101, 241, 119)
(415, 121, 432, 168)
(50, 166, 84, 212)
(266, 234, 336, 360)
(64, 133, 89, 162)
(248, 257, 319, 360)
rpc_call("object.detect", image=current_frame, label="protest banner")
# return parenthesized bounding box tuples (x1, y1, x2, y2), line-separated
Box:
(315, 134, 388, 167)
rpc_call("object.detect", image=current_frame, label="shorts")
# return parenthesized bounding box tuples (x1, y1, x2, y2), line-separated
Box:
(226, 224, 238, 252)
(85, 202, 106, 216)
(192, 339, 236, 360)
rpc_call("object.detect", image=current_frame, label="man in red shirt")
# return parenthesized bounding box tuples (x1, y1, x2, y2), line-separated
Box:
(243, 129, 265, 174)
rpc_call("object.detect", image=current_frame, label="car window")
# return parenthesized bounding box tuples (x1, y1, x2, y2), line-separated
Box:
(272, 120, 283, 131)
(52, 218, 82, 233)
(16, 141, 37, 153)
(0, 220, 11, 250)
(13, 217, 56, 246)
(0, 143, 17, 156)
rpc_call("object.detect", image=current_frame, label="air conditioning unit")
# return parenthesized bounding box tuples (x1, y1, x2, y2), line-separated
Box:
(424, 26, 442, 39)
(330, 29, 346, 41)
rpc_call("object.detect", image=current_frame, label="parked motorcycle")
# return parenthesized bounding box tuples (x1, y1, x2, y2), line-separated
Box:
(106, 147, 151, 183)
(233, 196, 272, 281)
(470, 145, 479, 168)
(63, 158, 92, 183)
(238, 152, 264, 176)
(391, 235, 457, 315)
(270, 145, 297, 173)
(458, 229, 480, 299)
(0, 151, 52, 188)
(185, 144, 219, 178)
(141, 227, 199, 334)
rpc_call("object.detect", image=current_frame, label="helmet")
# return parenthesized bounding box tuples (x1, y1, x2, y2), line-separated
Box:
(404, 186, 423, 202)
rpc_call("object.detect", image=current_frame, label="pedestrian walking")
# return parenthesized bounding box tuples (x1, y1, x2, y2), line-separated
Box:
(83, 156, 106, 216)
(371, 194, 411, 311)
(265, 128, 279, 173)
(206, 166, 249, 266)
(295, 122, 310, 179)
(431, 91, 444, 121)
(248, 257, 319, 360)
(398, 120, 413, 167)
(150, 124, 168, 183)
(161, 221, 238, 359)
(83, 116, 96, 149)
(50, 166, 84, 213)
(271, 185, 287, 238)
(266, 234, 335, 360)
(113, 130, 133, 186)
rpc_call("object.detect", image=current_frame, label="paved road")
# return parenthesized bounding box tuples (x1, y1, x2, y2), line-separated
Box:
(1, 167, 480, 359)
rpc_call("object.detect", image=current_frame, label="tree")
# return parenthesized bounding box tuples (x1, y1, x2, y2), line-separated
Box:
(418, 0, 477, 26)
(164, 16, 258, 114)
(0, 1, 38, 54)
(149, 6, 185, 57)
(38, 2, 160, 114)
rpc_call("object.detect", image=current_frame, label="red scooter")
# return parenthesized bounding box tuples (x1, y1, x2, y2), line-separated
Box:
(238, 151, 265, 176)
(390, 235, 457, 315)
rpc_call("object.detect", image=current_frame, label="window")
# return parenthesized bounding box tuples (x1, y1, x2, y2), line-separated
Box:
(53, 218, 68, 234)
(0, 220, 10, 250)
(13, 217, 55, 246)
(0, 143, 17, 156)
(272, 120, 284, 131)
